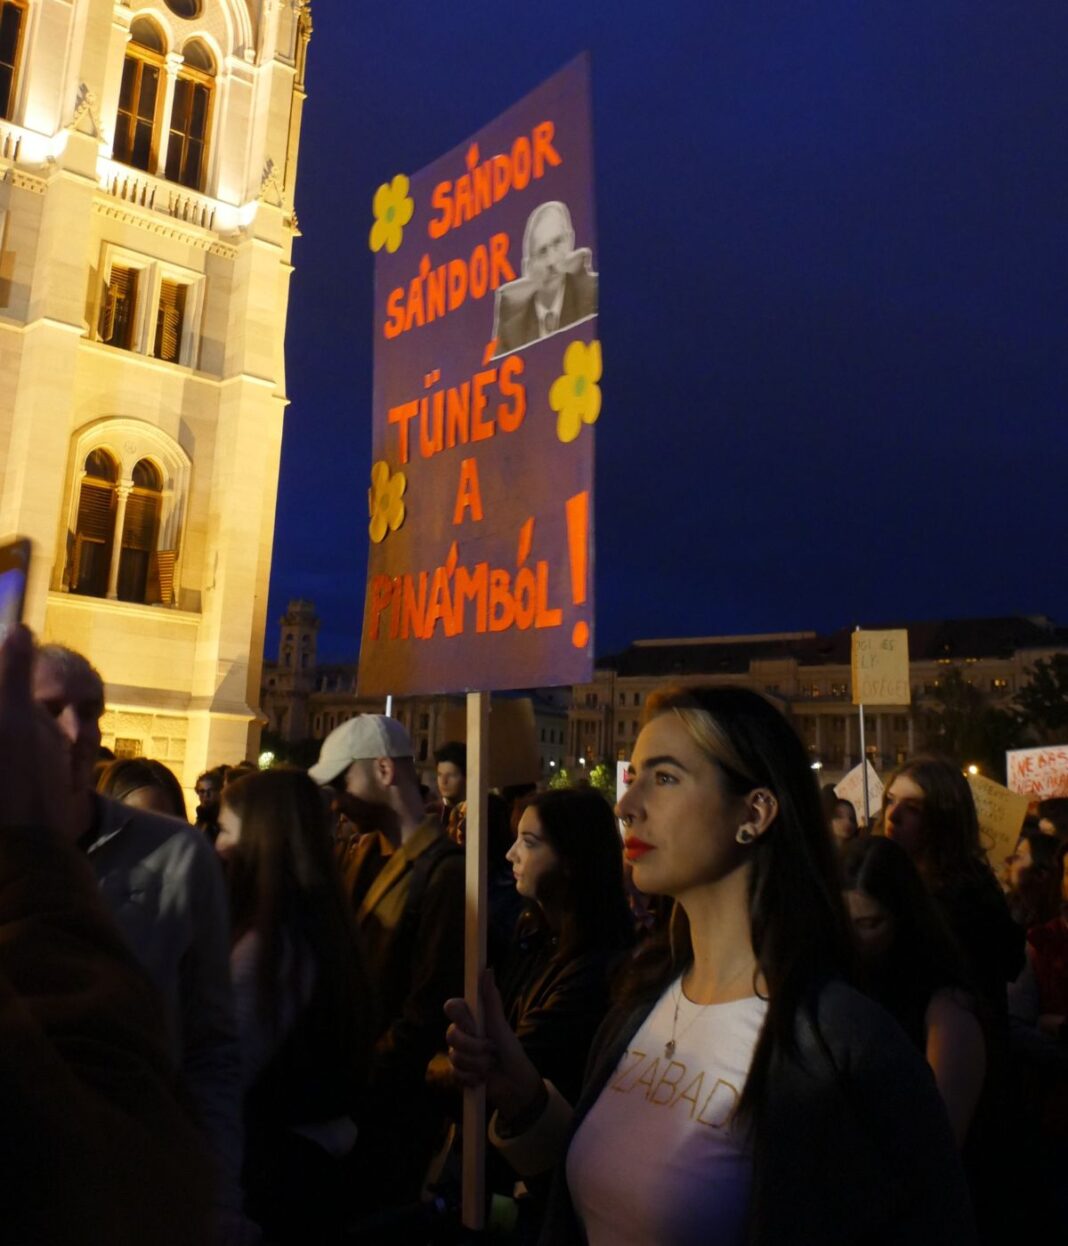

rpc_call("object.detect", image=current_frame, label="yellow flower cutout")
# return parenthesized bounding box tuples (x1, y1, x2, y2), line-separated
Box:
(368, 461, 407, 543)
(550, 339, 602, 443)
(369, 175, 414, 253)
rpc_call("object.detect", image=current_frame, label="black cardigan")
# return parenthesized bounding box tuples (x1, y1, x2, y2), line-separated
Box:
(537, 978, 977, 1246)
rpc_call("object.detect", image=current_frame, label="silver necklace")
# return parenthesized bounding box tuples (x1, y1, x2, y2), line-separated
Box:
(664, 978, 710, 1059)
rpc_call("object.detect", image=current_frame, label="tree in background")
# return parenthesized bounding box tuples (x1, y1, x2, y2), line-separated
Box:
(1013, 655, 1068, 743)
(587, 762, 616, 805)
(920, 667, 1023, 782)
(548, 766, 571, 790)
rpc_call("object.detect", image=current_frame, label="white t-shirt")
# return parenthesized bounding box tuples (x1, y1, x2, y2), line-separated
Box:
(566, 977, 767, 1246)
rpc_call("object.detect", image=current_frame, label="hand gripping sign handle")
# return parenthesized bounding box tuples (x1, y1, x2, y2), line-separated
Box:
(462, 690, 489, 1229)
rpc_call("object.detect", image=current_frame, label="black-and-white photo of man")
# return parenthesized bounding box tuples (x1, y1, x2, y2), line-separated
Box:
(493, 200, 598, 354)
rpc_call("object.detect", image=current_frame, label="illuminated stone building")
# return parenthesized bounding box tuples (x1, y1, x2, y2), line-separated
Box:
(0, 1, 311, 785)
(574, 616, 1068, 782)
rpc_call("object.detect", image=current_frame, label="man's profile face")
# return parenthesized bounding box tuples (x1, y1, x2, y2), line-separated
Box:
(527, 206, 572, 303)
(32, 658, 103, 794)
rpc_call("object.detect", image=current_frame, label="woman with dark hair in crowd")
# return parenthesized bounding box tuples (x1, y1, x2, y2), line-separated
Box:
(96, 756, 188, 820)
(1003, 821, 1063, 930)
(499, 787, 634, 1104)
(882, 755, 1024, 1017)
(216, 769, 374, 1243)
(842, 836, 986, 1147)
(447, 686, 974, 1244)
(820, 783, 859, 848)
(1009, 839, 1068, 1046)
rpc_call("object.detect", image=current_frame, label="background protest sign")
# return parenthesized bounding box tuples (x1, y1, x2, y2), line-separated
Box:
(1006, 744, 1068, 799)
(358, 57, 597, 696)
(967, 772, 1028, 870)
(851, 629, 911, 705)
(835, 760, 883, 824)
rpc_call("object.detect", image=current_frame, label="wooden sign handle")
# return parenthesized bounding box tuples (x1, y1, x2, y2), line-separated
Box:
(461, 690, 489, 1229)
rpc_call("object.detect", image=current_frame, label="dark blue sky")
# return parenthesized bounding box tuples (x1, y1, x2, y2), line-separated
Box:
(267, 2, 1066, 665)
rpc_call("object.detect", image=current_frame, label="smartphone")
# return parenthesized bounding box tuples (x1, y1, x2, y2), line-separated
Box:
(0, 536, 31, 637)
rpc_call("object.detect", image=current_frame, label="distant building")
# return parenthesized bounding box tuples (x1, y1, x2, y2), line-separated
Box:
(265, 608, 1066, 786)
(0, 1, 313, 783)
(580, 616, 1068, 780)
(261, 601, 569, 781)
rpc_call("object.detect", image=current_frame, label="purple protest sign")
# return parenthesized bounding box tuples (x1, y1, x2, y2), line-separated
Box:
(358, 57, 597, 696)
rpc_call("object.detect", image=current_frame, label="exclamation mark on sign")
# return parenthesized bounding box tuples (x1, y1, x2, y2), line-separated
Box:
(566, 491, 589, 649)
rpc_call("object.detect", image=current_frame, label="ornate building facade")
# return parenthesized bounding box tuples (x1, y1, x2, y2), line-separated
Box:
(0, 0, 311, 784)
(576, 616, 1068, 781)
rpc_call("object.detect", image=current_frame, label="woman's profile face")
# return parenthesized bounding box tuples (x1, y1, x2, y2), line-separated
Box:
(506, 806, 559, 902)
(215, 804, 242, 860)
(845, 888, 896, 959)
(831, 802, 858, 843)
(883, 774, 926, 858)
(615, 712, 747, 900)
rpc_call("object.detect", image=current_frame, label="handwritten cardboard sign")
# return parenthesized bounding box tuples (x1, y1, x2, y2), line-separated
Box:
(967, 772, 1029, 869)
(1006, 745, 1068, 800)
(851, 629, 911, 706)
(358, 58, 597, 695)
(834, 760, 884, 824)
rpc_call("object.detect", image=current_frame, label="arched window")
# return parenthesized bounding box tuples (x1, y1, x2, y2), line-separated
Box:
(114, 19, 166, 173)
(72, 449, 119, 597)
(0, 0, 27, 121)
(166, 40, 214, 190)
(117, 459, 162, 602)
(164, 0, 202, 16)
(63, 423, 190, 608)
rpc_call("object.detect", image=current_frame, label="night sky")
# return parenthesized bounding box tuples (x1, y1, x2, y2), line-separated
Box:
(267, 3, 1066, 666)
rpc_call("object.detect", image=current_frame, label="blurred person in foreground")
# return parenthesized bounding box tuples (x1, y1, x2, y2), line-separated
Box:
(32, 642, 244, 1234)
(310, 714, 464, 1211)
(0, 625, 212, 1244)
(215, 769, 375, 1243)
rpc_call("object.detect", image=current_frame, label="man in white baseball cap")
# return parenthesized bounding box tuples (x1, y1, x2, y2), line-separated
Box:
(310, 715, 464, 1210)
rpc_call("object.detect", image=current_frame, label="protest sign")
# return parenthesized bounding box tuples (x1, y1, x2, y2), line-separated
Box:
(835, 760, 884, 825)
(358, 57, 597, 696)
(1006, 744, 1068, 800)
(967, 772, 1029, 870)
(851, 629, 911, 706)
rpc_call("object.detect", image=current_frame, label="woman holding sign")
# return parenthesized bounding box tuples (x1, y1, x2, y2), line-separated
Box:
(446, 686, 975, 1244)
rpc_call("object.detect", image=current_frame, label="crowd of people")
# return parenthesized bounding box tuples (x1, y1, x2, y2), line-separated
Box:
(4, 624, 1067, 1244)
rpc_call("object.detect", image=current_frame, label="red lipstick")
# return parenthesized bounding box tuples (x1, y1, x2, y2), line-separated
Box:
(624, 838, 654, 862)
